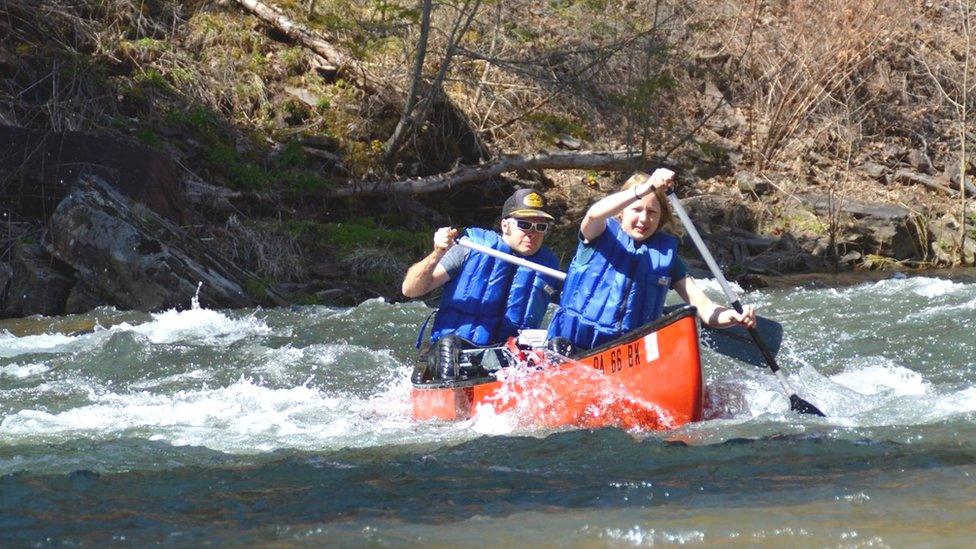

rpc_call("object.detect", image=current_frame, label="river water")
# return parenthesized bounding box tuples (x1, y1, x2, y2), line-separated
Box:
(1, 274, 975, 546)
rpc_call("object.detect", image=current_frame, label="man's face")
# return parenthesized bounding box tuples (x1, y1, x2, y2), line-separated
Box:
(501, 216, 549, 255)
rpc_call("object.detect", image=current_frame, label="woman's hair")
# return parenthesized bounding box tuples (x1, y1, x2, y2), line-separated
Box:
(619, 172, 679, 234)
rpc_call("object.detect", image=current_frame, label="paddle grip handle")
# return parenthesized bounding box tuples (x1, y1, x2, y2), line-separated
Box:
(727, 298, 781, 374)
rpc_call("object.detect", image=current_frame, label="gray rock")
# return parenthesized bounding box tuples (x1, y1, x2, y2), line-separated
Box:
(797, 194, 910, 221)
(284, 85, 323, 109)
(45, 175, 286, 312)
(739, 235, 775, 255)
(894, 169, 959, 197)
(2, 243, 74, 318)
(881, 143, 908, 162)
(64, 283, 106, 315)
(840, 251, 862, 264)
(679, 194, 758, 233)
(906, 148, 933, 174)
(735, 171, 772, 196)
(945, 170, 976, 197)
(860, 162, 887, 180)
(797, 194, 919, 260)
(928, 216, 976, 265)
(556, 135, 582, 150)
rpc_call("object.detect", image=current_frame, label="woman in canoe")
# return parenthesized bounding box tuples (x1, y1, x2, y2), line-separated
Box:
(546, 169, 757, 352)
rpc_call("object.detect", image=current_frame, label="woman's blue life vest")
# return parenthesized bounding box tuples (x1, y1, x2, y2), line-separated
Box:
(546, 217, 679, 351)
(426, 228, 561, 346)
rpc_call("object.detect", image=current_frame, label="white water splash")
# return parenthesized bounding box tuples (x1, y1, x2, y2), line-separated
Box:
(831, 359, 928, 397)
(0, 362, 51, 379)
(127, 306, 271, 345)
(0, 373, 424, 453)
(0, 331, 80, 359)
(0, 303, 272, 360)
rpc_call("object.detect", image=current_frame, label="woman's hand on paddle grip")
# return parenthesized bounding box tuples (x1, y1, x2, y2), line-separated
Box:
(634, 168, 675, 199)
(723, 304, 757, 329)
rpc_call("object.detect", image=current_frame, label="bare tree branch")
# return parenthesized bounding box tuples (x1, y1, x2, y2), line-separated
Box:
(327, 149, 647, 197)
(382, 0, 433, 162)
(383, 0, 483, 161)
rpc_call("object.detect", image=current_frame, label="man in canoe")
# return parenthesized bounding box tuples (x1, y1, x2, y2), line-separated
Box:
(546, 169, 757, 352)
(402, 189, 561, 379)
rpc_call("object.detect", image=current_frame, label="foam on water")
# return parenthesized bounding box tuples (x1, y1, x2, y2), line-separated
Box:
(0, 362, 51, 379)
(127, 306, 272, 345)
(2, 276, 975, 462)
(0, 374, 420, 453)
(831, 358, 928, 397)
(0, 305, 271, 361)
(0, 330, 84, 358)
(601, 526, 707, 545)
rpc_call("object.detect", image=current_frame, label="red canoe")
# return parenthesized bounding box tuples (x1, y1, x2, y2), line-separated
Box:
(410, 305, 703, 431)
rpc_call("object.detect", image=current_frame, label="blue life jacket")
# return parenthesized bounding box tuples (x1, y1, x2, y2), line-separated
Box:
(547, 218, 678, 350)
(428, 228, 560, 346)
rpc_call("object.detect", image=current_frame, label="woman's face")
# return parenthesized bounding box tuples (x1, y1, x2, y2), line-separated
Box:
(619, 192, 662, 242)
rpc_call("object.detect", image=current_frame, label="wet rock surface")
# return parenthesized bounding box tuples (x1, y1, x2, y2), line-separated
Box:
(1, 242, 75, 318)
(44, 175, 283, 313)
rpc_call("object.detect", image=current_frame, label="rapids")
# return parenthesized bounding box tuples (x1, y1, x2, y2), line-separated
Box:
(1, 275, 975, 545)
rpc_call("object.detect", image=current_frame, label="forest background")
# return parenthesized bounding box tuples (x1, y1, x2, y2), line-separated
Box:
(1, 0, 975, 316)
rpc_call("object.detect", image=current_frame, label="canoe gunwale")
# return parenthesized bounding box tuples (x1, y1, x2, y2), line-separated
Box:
(411, 305, 699, 389)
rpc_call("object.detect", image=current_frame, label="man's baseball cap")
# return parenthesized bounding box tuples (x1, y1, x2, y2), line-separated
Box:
(501, 189, 555, 221)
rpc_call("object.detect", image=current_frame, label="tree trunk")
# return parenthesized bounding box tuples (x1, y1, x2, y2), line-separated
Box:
(960, 0, 971, 264)
(382, 0, 433, 163)
(327, 149, 647, 197)
(383, 0, 483, 162)
(232, 0, 380, 94)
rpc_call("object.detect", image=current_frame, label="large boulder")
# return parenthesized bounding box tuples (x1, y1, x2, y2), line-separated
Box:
(928, 214, 976, 266)
(1, 242, 74, 317)
(796, 194, 921, 261)
(44, 175, 284, 312)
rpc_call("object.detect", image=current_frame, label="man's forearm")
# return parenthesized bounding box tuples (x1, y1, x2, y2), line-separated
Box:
(401, 249, 446, 297)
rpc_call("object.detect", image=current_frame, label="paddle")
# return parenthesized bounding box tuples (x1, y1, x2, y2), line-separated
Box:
(456, 237, 784, 370)
(666, 190, 827, 417)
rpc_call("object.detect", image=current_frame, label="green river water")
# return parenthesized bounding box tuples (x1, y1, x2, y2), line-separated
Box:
(1, 274, 975, 546)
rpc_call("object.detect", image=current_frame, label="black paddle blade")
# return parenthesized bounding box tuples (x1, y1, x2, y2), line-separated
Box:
(790, 394, 827, 417)
(699, 314, 784, 369)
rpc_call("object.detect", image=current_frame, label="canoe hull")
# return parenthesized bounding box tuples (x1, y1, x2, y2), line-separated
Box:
(410, 306, 703, 430)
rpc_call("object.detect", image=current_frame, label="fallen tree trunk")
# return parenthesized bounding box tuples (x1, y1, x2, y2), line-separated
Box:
(894, 169, 975, 198)
(326, 149, 647, 198)
(232, 0, 379, 94)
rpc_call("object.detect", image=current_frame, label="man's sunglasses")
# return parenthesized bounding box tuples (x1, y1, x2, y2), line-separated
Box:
(509, 218, 549, 233)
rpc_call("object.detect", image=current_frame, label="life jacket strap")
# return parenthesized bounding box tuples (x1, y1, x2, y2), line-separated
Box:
(415, 309, 438, 349)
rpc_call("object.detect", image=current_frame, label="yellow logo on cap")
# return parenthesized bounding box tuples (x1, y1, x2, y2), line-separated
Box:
(523, 192, 544, 208)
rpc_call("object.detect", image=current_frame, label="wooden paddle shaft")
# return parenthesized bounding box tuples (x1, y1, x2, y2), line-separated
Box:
(667, 191, 826, 416)
(668, 193, 794, 382)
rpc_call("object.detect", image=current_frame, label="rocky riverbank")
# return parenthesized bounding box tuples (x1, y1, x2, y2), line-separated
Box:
(2, 1, 975, 318)
(1, 121, 968, 318)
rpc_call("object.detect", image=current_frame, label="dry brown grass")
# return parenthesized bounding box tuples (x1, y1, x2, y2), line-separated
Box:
(3, 0, 974, 268)
(211, 215, 309, 283)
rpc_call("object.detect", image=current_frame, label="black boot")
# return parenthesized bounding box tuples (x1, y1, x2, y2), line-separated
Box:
(433, 336, 462, 380)
(433, 335, 481, 380)
(546, 336, 575, 358)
